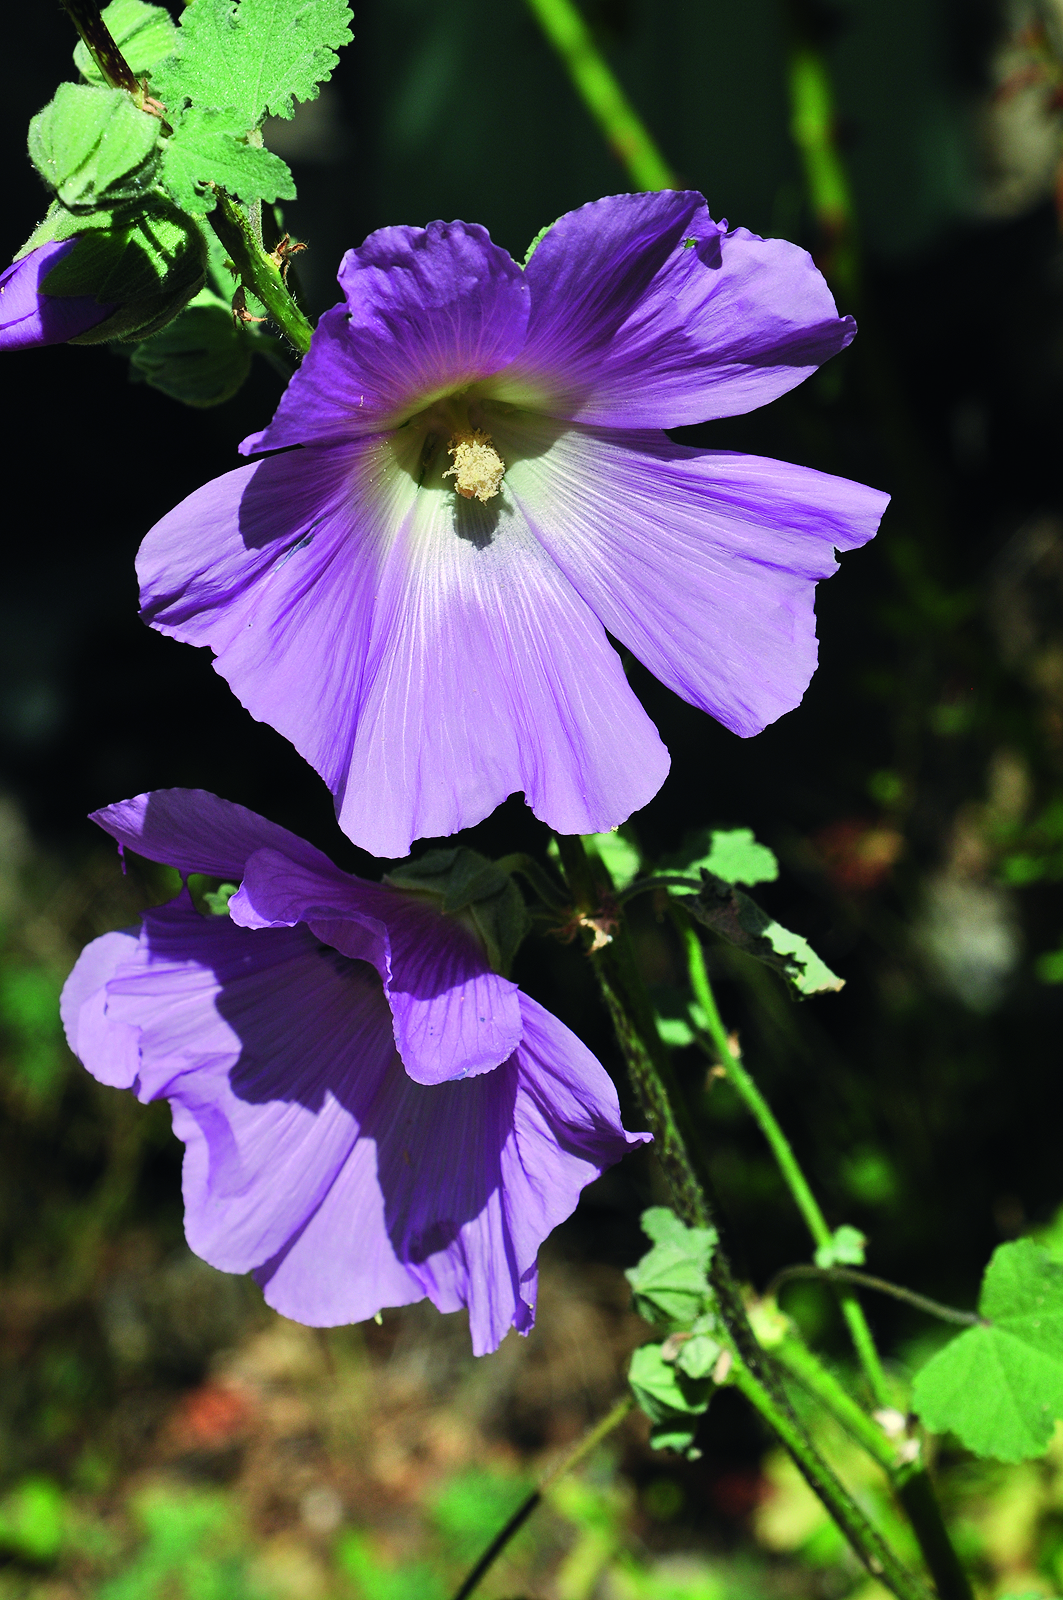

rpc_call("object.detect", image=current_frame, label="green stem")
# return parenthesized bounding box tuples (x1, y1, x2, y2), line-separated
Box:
(679, 915, 893, 1408)
(522, 0, 676, 190)
(729, 1353, 929, 1600)
(207, 194, 313, 355)
(774, 1336, 898, 1471)
(449, 1395, 634, 1600)
(770, 1267, 984, 1329)
(554, 835, 926, 1600)
(681, 918, 973, 1600)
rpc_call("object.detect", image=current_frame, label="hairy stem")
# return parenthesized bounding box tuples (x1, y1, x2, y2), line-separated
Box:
(522, 0, 676, 190)
(680, 918, 973, 1600)
(554, 835, 928, 1600)
(449, 1395, 634, 1600)
(207, 194, 314, 354)
(770, 1267, 984, 1329)
(59, 0, 142, 95)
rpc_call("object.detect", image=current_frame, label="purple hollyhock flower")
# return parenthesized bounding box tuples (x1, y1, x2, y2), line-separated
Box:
(61, 789, 647, 1353)
(0, 239, 115, 349)
(138, 191, 889, 858)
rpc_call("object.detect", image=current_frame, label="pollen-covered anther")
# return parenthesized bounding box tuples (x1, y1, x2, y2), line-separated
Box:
(444, 429, 506, 503)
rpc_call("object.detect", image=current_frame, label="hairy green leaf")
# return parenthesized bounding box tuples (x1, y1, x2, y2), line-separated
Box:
(626, 1208, 716, 1328)
(584, 829, 641, 889)
(628, 1343, 712, 1455)
(130, 294, 252, 406)
(911, 1240, 1063, 1461)
(28, 84, 160, 210)
(684, 875, 843, 998)
(74, 0, 178, 86)
(154, 0, 353, 127)
(160, 108, 295, 213)
(668, 827, 779, 886)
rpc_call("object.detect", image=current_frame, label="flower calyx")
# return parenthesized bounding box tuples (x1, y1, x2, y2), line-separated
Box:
(384, 846, 530, 977)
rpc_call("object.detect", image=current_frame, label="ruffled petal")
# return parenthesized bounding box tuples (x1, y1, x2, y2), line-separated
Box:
(0, 240, 114, 350)
(500, 416, 888, 737)
(60, 928, 142, 1089)
(68, 895, 643, 1352)
(92, 788, 336, 881)
(494, 192, 854, 429)
(242, 221, 529, 453)
(231, 849, 523, 1085)
(140, 430, 669, 857)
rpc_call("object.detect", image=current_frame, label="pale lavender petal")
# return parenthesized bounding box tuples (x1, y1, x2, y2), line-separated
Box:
(231, 848, 523, 1085)
(0, 240, 114, 350)
(241, 221, 529, 453)
(140, 430, 669, 857)
(493, 192, 854, 428)
(501, 416, 888, 737)
(93, 788, 336, 881)
(60, 927, 141, 1089)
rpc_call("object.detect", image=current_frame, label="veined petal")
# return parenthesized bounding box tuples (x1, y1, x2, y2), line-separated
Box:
(0, 240, 114, 350)
(500, 416, 888, 737)
(92, 788, 335, 882)
(232, 848, 523, 1085)
(494, 192, 854, 429)
(242, 222, 529, 453)
(60, 927, 142, 1090)
(141, 429, 669, 857)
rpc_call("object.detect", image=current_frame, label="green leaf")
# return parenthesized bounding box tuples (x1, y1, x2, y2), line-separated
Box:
(154, 0, 353, 127)
(130, 294, 253, 405)
(28, 84, 160, 210)
(0, 1478, 66, 1563)
(626, 1208, 716, 1328)
(674, 1329, 723, 1380)
(74, 0, 178, 86)
(911, 1240, 1063, 1461)
(584, 829, 641, 889)
(628, 1343, 712, 1455)
(814, 1225, 867, 1269)
(160, 108, 295, 213)
(668, 827, 779, 886)
(684, 875, 843, 998)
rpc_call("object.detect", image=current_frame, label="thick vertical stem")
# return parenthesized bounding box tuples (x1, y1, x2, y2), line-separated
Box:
(553, 836, 929, 1600)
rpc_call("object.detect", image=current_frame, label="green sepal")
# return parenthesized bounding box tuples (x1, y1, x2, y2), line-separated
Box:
(628, 1342, 713, 1456)
(201, 881, 240, 913)
(684, 874, 843, 998)
(129, 293, 251, 405)
(911, 1239, 1063, 1461)
(28, 84, 160, 211)
(160, 108, 296, 215)
(153, 0, 353, 127)
(625, 1207, 717, 1328)
(385, 848, 531, 978)
(74, 0, 179, 86)
(28, 200, 207, 344)
(665, 827, 779, 887)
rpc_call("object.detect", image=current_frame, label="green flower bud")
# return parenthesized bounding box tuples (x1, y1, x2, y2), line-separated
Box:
(29, 84, 161, 212)
(18, 200, 207, 345)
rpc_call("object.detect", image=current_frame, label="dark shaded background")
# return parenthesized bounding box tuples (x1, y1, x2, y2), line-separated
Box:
(2, 0, 1063, 1516)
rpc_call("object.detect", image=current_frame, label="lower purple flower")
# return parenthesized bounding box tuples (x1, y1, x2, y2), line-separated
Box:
(0, 239, 114, 350)
(60, 789, 648, 1353)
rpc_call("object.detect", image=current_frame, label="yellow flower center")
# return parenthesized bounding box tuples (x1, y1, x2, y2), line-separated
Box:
(443, 428, 506, 503)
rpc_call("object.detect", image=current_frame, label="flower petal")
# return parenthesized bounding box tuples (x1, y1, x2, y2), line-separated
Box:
(495, 192, 854, 428)
(231, 848, 523, 1085)
(242, 221, 529, 453)
(500, 416, 888, 737)
(60, 927, 142, 1089)
(140, 432, 670, 857)
(92, 788, 336, 881)
(0, 240, 114, 350)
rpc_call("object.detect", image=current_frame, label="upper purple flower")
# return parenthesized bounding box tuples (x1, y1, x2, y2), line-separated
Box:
(0, 239, 115, 350)
(138, 191, 889, 858)
(61, 789, 647, 1354)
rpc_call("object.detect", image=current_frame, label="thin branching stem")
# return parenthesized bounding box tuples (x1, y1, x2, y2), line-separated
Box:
(770, 1266, 985, 1328)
